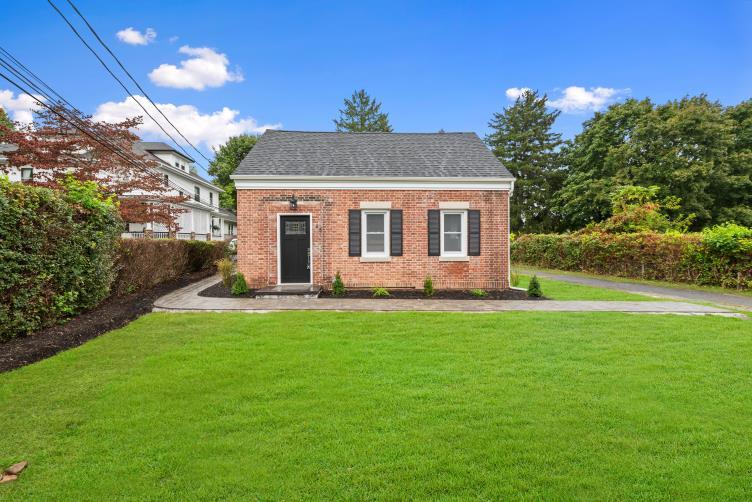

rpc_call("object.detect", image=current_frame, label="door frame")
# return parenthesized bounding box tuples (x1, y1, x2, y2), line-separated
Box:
(276, 213, 312, 285)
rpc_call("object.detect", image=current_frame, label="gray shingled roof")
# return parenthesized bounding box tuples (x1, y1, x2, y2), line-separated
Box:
(233, 130, 512, 178)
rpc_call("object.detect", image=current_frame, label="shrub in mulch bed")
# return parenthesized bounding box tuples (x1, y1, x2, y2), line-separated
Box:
(198, 280, 256, 298)
(0, 269, 215, 373)
(320, 288, 540, 300)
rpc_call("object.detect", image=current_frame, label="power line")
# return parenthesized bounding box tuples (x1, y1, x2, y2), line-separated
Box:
(63, 0, 213, 166)
(45, 0, 210, 175)
(0, 47, 220, 208)
(0, 55, 220, 208)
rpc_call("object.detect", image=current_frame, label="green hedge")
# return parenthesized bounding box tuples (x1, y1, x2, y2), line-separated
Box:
(113, 239, 227, 296)
(0, 177, 122, 340)
(511, 225, 752, 290)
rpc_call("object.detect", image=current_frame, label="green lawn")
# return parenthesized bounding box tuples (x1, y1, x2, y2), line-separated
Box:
(516, 266, 752, 299)
(2, 312, 751, 498)
(515, 273, 657, 301)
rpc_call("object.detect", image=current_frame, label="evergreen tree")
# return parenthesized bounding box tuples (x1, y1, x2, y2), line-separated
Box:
(486, 90, 564, 232)
(208, 134, 257, 209)
(333, 89, 392, 132)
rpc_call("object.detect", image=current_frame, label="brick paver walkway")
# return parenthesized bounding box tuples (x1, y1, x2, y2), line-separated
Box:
(153, 276, 741, 316)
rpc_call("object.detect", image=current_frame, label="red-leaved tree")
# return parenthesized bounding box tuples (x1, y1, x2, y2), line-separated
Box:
(0, 106, 188, 229)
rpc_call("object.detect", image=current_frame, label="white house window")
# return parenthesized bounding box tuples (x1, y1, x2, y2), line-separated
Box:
(194, 186, 200, 202)
(440, 210, 467, 257)
(163, 174, 169, 187)
(20, 167, 33, 182)
(362, 210, 389, 258)
(209, 192, 213, 206)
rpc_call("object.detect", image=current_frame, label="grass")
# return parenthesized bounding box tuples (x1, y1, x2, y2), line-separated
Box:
(515, 265, 752, 298)
(515, 273, 657, 301)
(2, 311, 751, 499)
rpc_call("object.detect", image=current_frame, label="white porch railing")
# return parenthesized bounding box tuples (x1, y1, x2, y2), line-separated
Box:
(121, 231, 212, 241)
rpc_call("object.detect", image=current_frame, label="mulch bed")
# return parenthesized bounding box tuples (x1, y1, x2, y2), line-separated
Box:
(0, 269, 215, 373)
(320, 288, 541, 300)
(198, 281, 256, 298)
(198, 281, 541, 301)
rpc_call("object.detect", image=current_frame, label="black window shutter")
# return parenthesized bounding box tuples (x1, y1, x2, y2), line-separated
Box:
(428, 210, 440, 256)
(390, 210, 403, 256)
(468, 210, 481, 256)
(348, 210, 361, 256)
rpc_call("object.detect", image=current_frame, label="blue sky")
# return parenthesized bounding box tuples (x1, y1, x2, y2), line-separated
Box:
(1, 0, 750, 175)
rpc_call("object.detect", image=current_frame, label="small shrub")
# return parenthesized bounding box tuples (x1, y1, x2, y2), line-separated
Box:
(527, 275, 543, 298)
(332, 271, 346, 297)
(216, 257, 234, 288)
(231, 272, 250, 295)
(470, 288, 487, 297)
(423, 276, 435, 297)
(372, 287, 390, 297)
(510, 272, 521, 287)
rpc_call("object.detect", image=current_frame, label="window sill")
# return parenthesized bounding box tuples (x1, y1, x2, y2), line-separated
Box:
(360, 256, 392, 263)
(439, 256, 469, 262)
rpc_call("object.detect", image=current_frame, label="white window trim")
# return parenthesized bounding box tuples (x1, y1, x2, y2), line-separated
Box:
(361, 210, 390, 258)
(20, 167, 33, 181)
(440, 210, 467, 258)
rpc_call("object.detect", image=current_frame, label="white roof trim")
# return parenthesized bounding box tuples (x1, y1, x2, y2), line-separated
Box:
(232, 175, 514, 191)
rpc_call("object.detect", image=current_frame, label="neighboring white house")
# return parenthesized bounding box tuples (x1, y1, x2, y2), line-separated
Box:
(0, 140, 237, 241)
(126, 142, 237, 241)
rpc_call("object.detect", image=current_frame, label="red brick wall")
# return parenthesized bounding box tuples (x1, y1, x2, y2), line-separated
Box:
(236, 189, 510, 289)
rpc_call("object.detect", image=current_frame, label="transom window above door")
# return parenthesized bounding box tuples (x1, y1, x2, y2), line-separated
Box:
(362, 210, 390, 258)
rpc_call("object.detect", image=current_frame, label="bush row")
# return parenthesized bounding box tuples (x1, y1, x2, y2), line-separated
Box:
(1, 177, 122, 340)
(1, 178, 228, 341)
(511, 226, 752, 290)
(113, 239, 226, 296)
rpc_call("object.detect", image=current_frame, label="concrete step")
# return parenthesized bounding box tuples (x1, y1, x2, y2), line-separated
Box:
(255, 284, 323, 299)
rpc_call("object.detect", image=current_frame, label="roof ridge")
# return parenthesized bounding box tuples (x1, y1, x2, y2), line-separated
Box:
(266, 130, 475, 135)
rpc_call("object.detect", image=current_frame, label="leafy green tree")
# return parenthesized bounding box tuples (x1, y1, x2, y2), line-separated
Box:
(0, 107, 14, 139)
(333, 89, 392, 132)
(717, 100, 752, 226)
(555, 95, 747, 230)
(208, 134, 257, 209)
(486, 90, 564, 232)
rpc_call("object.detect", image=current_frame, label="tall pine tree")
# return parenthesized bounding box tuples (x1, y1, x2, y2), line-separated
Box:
(333, 89, 392, 132)
(486, 90, 563, 233)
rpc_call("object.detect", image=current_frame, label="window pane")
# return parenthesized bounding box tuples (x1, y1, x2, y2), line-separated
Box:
(444, 213, 462, 232)
(285, 221, 306, 235)
(366, 213, 384, 232)
(444, 233, 461, 252)
(366, 233, 385, 252)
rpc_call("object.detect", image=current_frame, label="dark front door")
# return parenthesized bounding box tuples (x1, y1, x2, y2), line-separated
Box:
(280, 215, 310, 283)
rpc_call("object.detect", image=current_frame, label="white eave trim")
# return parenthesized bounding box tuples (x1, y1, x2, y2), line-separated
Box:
(231, 175, 515, 191)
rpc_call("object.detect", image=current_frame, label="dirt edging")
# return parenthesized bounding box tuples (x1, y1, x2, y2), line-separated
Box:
(0, 270, 214, 373)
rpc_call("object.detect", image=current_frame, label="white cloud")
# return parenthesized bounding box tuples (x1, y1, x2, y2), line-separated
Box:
(505, 87, 533, 100)
(116, 27, 157, 46)
(148, 46, 243, 90)
(93, 95, 280, 150)
(168, 36, 179, 44)
(0, 89, 44, 124)
(548, 86, 629, 113)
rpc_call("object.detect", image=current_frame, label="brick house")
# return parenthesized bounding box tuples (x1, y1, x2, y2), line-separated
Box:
(230, 130, 515, 290)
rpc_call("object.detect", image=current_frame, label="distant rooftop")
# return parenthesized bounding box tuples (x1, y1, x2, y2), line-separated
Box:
(134, 141, 195, 163)
(234, 130, 512, 179)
